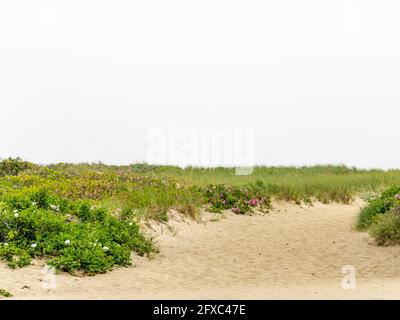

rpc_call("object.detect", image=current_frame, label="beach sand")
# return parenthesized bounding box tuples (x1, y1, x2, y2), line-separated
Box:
(2, 200, 400, 300)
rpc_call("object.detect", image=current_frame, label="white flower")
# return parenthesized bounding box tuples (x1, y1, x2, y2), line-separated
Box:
(32, 201, 37, 206)
(3, 243, 8, 246)
(14, 213, 19, 218)
(102, 246, 109, 252)
(31, 243, 37, 248)
(50, 204, 60, 212)
(13, 209, 18, 214)
(129, 222, 133, 226)
(65, 240, 71, 245)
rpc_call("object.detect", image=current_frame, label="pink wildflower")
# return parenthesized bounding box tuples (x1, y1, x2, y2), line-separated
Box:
(248, 199, 258, 207)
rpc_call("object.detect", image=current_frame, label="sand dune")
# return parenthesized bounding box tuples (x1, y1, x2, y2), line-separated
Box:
(2, 200, 400, 300)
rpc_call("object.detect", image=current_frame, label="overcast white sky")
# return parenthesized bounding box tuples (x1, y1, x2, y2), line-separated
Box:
(0, 1, 399, 168)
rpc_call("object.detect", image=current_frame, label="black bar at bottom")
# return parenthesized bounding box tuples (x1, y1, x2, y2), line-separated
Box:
(0, 300, 396, 319)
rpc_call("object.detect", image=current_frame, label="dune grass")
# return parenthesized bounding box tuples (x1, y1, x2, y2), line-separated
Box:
(49, 162, 400, 204)
(2, 158, 400, 273)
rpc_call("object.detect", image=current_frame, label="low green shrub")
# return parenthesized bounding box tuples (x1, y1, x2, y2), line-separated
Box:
(356, 186, 400, 230)
(0, 189, 155, 275)
(356, 186, 400, 245)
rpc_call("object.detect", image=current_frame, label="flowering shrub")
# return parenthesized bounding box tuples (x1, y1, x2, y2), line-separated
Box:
(357, 186, 400, 230)
(205, 182, 271, 214)
(0, 189, 154, 275)
(356, 186, 400, 246)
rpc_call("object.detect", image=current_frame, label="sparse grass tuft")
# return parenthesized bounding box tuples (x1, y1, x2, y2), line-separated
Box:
(0, 288, 12, 298)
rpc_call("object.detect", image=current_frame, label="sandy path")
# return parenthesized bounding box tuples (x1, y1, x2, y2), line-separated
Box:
(2, 200, 400, 300)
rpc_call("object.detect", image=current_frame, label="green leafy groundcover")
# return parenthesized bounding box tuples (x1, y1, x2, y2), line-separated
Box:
(0, 188, 154, 275)
(357, 186, 400, 245)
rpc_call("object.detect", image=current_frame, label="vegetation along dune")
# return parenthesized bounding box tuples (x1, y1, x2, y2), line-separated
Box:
(2, 158, 400, 299)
